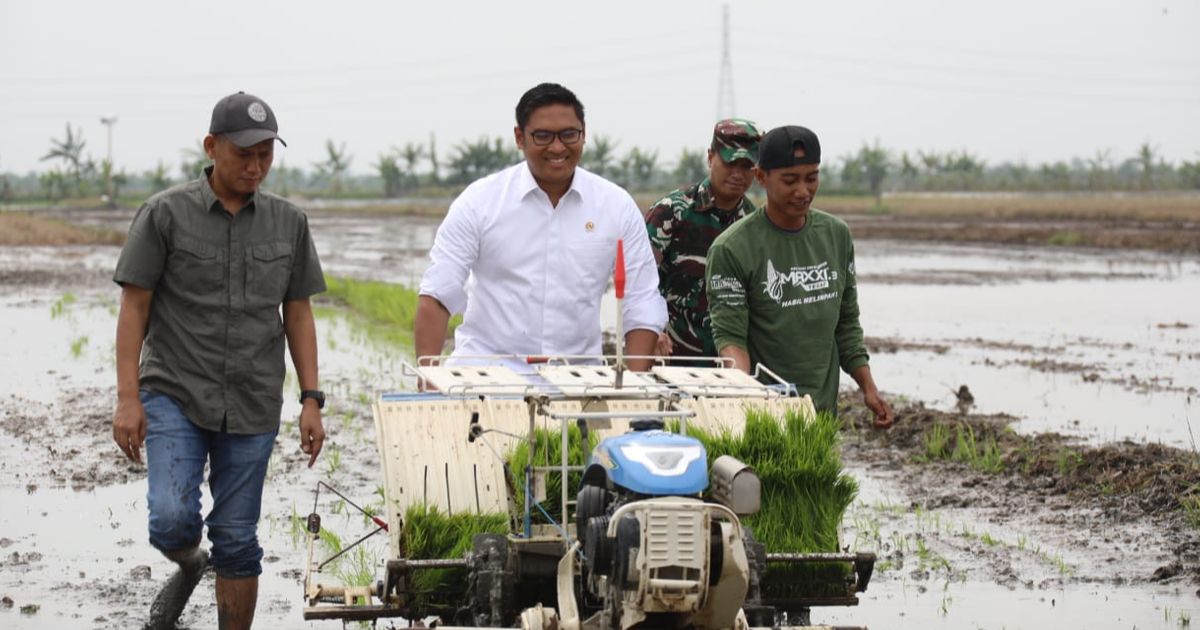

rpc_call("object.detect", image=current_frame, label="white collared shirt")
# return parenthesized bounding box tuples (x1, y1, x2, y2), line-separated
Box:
(419, 162, 667, 358)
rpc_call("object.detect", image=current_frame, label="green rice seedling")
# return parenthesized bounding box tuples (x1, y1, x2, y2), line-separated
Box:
(922, 422, 952, 461)
(939, 590, 953, 615)
(1056, 448, 1084, 477)
(915, 535, 930, 563)
(506, 422, 598, 525)
(319, 527, 344, 555)
(687, 408, 857, 554)
(1017, 533, 1028, 551)
(980, 531, 999, 546)
(1182, 491, 1200, 530)
(69, 335, 88, 358)
(1180, 609, 1191, 626)
(1054, 554, 1074, 577)
(687, 408, 859, 599)
(401, 503, 508, 609)
(322, 275, 463, 348)
(976, 437, 1004, 473)
(287, 505, 307, 545)
(323, 444, 343, 476)
(50, 292, 76, 319)
(331, 544, 379, 590)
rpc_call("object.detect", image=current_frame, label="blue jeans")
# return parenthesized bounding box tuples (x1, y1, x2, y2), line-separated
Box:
(142, 390, 278, 578)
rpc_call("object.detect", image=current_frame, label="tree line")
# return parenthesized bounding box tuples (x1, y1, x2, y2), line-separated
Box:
(3, 124, 1198, 204)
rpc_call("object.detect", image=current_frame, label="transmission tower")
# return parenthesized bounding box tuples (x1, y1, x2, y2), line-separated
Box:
(715, 3, 736, 120)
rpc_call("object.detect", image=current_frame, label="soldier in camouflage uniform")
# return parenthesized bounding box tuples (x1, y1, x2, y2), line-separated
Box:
(645, 118, 764, 359)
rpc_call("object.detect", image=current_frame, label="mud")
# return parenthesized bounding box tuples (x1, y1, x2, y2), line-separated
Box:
(842, 214, 1200, 253)
(2, 207, 1198, 628)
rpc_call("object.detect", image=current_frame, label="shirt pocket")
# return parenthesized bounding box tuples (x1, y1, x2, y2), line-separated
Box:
(166, 235, 223, 299)
(563, 239, 615, 300)
(246, 242, 294, 307)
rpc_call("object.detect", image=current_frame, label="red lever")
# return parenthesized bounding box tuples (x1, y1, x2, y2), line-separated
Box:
(615, 239, 626, 299)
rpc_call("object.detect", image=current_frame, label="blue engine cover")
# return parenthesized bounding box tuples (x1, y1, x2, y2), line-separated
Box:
(589, 430, 708, 495)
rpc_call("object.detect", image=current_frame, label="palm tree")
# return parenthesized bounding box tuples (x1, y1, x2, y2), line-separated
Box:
(399, 142, 425, 189)
(179, 141, 210, 181)
(671, 147, 706, 186)
(582, 134, 618, 178)
(1137, 143, 1158, 190)
(374, 151, 403, 198)
(149, 161, 172, 192)
(41, 124, 86, 197)
(315, 140, 352, 194)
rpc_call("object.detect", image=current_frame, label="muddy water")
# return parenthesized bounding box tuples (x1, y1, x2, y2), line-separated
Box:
(857, 241, 1199, 447)
(4, 209, 1198, 628)
(298, 213, 1200, 447)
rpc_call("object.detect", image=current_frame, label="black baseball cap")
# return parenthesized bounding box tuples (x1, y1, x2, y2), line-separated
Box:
(209, 92, 286, 147)
(757, 125, 820, 170)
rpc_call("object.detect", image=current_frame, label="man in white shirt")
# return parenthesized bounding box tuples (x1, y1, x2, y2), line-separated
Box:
(415, 83, 666, 370)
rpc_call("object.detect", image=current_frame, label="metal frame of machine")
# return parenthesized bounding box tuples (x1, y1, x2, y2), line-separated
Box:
(301, 355, 875, 629)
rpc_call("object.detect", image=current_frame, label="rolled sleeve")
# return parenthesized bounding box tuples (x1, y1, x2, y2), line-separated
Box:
(620, 198, 667, 335)
(418, 195, 479, 315)
(706, 241, 749, 351)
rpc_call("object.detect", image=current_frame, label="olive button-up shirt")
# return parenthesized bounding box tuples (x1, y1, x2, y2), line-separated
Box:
(113, 168, 325, 434)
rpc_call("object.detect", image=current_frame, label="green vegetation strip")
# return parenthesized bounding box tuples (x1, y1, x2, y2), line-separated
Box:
(321, 275, 461, 347)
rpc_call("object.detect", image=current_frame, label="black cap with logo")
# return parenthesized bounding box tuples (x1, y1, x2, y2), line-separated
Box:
(757, 125, 821, 170)
(209, 92, 286, 147)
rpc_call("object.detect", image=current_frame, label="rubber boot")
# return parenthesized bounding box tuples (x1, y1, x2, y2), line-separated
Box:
(215, 575, 258, 630)
(145, 546, 209, 630)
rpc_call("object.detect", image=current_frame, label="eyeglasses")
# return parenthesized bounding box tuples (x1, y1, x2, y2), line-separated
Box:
(528, 128, 584, 146)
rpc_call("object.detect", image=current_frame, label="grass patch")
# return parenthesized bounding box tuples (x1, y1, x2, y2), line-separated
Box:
(321, 275, 461, 349)
(1047, 231, 1083, 246)
(1182, 489, 1200, 530)
(921, 422, 1005, 473)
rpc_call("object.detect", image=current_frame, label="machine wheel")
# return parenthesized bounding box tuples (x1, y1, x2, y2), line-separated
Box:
(467, 533, 517, 627)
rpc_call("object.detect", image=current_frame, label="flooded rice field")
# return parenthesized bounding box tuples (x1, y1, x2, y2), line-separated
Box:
(1, 208, 1197, 628)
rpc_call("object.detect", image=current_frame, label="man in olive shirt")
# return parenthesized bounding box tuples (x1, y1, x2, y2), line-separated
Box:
(707, 125, 894, 428)
(645, 118, 763, 360)
(112, 92, 327, 629)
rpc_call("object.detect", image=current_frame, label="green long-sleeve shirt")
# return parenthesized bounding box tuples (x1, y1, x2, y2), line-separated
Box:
(706, 207, 869, 412)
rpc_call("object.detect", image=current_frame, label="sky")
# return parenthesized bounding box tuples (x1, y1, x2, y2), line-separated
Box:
(1, 0, 1197, 176)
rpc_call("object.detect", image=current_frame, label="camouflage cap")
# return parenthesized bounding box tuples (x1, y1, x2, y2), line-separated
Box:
(711, 118, 764, 164)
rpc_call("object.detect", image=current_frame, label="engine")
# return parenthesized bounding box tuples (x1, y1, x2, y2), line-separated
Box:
(574, 420, 760, 630)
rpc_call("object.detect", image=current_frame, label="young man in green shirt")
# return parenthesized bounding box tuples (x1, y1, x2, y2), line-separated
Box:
(706, 125, 894, 428)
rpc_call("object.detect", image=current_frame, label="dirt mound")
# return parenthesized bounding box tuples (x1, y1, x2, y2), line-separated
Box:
(838, 392, 1200, 584)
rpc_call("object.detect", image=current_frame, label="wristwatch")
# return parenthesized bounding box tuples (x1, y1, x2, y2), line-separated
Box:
(300, 390, 326, 409)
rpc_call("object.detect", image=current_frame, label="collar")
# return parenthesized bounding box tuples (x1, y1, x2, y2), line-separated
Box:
(691, 177, 750, 215)
(201, 165, 259, 214)
(517, 161, 583, 203)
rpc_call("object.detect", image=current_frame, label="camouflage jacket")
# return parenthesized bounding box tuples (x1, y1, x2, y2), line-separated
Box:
(645, 177, 757, 357)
